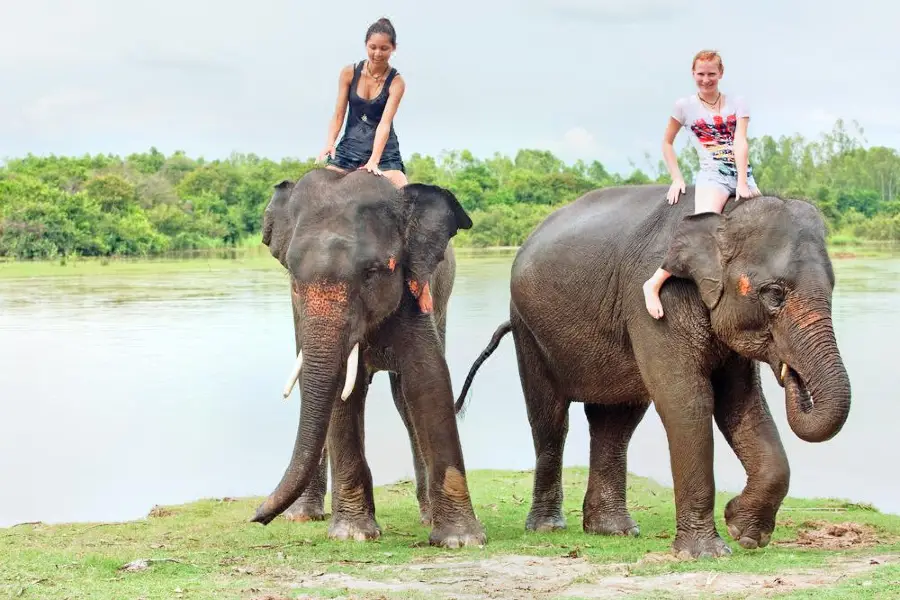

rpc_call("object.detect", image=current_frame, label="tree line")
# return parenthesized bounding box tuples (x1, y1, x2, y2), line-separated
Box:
(0, 119, 897, 259)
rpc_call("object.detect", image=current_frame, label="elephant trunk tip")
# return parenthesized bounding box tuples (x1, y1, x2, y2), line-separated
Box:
(250, 500, 281, 526)
(783, 362, 851, 444)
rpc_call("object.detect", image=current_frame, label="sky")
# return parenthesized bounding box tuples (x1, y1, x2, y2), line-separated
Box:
(0, 0, 893, 175)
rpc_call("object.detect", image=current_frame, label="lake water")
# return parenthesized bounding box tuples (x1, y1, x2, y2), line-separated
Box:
(1, 251, 898, 528)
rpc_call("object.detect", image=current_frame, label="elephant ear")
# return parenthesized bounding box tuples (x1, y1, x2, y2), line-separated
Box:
(400, 183, 472, 301)
(261, 179, 297, 267)
(660, 212, 729, 310)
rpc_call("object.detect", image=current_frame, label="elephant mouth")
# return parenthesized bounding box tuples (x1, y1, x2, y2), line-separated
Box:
(772, 360, 812, 409)
(281, 342, 361, 401)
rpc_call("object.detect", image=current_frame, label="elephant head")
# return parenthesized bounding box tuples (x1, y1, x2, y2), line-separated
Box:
(661, 195, 850, 444)
(252, 168, 471, 524)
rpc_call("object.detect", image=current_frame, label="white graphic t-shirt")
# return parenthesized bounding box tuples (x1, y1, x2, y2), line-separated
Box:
(672, 94, 752, 180)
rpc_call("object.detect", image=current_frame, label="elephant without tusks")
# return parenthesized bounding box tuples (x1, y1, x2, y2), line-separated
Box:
(253, 167, 486, 549)
(455, 184, 851, 559)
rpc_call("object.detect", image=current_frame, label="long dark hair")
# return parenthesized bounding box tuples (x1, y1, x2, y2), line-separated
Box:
(366, 17, 396, 46)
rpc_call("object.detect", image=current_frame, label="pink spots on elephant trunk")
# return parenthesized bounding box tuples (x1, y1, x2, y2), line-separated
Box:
(408, 279, 434, 314)
(783, 296, 830, 330)
(738, 274, 752, 296)
(295, 281, 349, 319)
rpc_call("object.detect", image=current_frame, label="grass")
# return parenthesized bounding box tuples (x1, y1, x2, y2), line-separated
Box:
(2, 468, 898, 599)
(0, 241, 896, 281)
(0, 245, 526, 281)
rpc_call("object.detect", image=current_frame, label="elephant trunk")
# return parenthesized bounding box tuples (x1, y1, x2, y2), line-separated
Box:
(252, 314, 356, 525)
(778, 299, 851, 444)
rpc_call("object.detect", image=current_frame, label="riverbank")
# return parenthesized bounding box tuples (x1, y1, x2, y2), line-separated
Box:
(2, 468, 898, 599)
(0, 241, 895, 281)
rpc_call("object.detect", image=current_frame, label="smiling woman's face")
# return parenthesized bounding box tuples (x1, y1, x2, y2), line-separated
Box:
(692, 58, 723, 93)
(366, 33, 394, 65)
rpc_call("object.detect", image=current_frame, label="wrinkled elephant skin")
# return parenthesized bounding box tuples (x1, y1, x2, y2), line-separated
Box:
(455, 185, 850, 559)
(253, 168, 485, 549)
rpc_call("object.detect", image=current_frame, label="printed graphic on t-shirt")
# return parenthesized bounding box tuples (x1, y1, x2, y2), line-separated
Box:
(690, 114, 739, 178)
(674, 95, 753, 181)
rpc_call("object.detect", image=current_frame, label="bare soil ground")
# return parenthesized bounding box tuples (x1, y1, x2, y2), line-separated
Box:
(248, 551, 898, 600)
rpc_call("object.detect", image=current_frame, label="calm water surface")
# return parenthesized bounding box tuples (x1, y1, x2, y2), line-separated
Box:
(1, 252, 898, 527)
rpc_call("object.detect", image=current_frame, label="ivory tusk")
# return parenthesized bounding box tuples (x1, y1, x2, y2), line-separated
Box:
(282, 351, 303, 400)
(340, 343, 360, 401)
(780, 363, 788, 383)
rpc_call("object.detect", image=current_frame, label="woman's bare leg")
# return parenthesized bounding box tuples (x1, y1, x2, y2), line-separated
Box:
(383, 169, 408, 188)
(326, 165, 347, 173)
(642, 184, 729, 319)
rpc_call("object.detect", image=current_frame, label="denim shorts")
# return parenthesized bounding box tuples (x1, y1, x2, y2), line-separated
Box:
(327, 145, 406, 173)
(695, 170, 759, 196)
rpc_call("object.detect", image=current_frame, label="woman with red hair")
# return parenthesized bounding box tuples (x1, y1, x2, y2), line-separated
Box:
(642, 49, 762, 319)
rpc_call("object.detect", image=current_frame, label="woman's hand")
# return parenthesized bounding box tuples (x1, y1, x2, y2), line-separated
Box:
(666, 178, 686, 205)
(735, 180, 761, 200)
(316, 145, 335, 164)
(359, 160, 383, 176)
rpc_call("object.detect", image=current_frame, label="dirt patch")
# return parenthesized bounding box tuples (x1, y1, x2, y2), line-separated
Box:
(283, 552, 898, 600)
(776, 520, 883, 550)
(147, 505, 174, 518)
(568, 554, 898, 598)
(289, 555, 595, 599)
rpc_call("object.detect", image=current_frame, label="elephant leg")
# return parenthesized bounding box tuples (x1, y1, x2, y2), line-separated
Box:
(633, 343, 730, 558)
(325, 368, 380, 541)
(390, 372, 431, 526)
(582, 401, 649, 536)
(713, 355, 790, 550)
(392, 313, 485, 548)
(514, 320, 570, 532)
(283, 448, 328, 522)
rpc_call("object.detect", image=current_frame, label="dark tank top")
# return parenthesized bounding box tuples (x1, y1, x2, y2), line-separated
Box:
(335, 61, 401, 160)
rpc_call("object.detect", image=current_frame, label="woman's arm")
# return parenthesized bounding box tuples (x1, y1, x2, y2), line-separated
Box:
(320, 65, 353, 158)
(367, 75, 406, 167)
(734, 116, 750, 185)
(661, 117, 684, 183)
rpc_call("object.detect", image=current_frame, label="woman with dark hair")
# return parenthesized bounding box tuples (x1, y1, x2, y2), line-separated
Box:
(317, 17, 408, 187)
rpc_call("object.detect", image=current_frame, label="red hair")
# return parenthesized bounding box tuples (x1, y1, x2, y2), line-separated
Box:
(692, 50, 723, 72)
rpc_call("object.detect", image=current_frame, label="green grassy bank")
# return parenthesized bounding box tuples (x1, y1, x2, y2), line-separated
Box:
(0, 239, 895, 281)
(2, 468, 898, 599)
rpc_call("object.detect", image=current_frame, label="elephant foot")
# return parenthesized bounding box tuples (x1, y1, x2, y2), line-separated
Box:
(419, 505, 433, 527)
(724, 495, 774, 550)
(429, 519, 486, 549)
(525, 510, 567, 532)
(672, 532, 733, 560)
(283, 503, 327, 523)
(327, 517, 381, 542)
(584, 513, 640, 537)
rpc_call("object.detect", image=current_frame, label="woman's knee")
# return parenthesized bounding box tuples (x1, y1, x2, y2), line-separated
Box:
(384, 170, 408, 188)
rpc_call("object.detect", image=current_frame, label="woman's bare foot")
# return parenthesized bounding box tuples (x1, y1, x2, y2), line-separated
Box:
(643, 279, 664, 319)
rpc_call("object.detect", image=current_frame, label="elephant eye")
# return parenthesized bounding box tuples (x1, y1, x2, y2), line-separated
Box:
(364, 261, 388, 278)
(759, 283, 786, 310)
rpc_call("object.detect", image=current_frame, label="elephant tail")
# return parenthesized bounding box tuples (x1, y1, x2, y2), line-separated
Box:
(454, 320, 512, 417)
